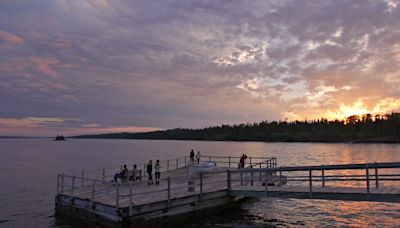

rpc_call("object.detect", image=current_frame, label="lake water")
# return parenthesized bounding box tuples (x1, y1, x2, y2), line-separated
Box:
(1, 139, 400, 227)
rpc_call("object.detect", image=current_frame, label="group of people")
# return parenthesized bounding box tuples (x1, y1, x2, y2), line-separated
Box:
(146, 160, 161, 185)
(113, 164, 140, 182)
(189, 149, 201, 165)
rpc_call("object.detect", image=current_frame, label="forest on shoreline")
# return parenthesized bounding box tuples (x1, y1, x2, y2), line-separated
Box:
(74, 112, 400, 143)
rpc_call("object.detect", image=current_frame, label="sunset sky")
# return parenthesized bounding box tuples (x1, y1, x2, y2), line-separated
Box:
(1, 0, 400, 136)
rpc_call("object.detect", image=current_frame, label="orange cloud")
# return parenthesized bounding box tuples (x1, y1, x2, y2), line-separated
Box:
(29, 57, 60, 78)
(0, 30, 23, 44)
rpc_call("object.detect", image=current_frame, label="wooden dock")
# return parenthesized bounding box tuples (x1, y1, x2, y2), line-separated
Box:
(55, 156, 400, 227)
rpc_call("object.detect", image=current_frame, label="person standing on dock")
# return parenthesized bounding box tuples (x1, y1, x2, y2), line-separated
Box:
(190, 150, 195, 165)
(147, 160, 153, 185)
(196, 151, 201, 164)
(239, 154, 248, 168)
(155, 160, 161, 185)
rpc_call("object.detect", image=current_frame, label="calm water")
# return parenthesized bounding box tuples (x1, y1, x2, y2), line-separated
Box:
(1, 139, 400, 227)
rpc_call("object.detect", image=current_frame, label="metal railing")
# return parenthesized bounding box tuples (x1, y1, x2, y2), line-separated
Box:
(68, 155, 277, 182)
(228, 162, 400, 198)
(56, 159, 400, 217)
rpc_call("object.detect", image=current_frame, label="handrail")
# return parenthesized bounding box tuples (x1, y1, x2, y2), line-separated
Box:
(57, 159, 400, 214)
(230, 161, 400, 173)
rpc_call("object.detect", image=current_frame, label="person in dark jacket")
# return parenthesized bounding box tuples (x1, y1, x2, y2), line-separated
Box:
(147, 160, 153, 185)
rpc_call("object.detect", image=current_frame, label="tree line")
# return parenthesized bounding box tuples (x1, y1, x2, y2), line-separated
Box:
(74, 112, 400, 143)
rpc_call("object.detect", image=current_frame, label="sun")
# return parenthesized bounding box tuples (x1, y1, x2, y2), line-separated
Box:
(328, 101, 369, 120)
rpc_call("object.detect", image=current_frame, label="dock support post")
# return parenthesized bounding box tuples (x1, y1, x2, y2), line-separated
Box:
(228, 156, 231, 168)
(167, 160, 170, 171)
(200, 174, 203, 200)
(240, 171, 243, 186)
(374, 162, 379, 189)
(176, 158, 179, 169)
(264, 171, 268, 198)
(81, 170, 84, 187)
(102, 168, 105, 181)
(279, 168, 282, 185)
(250, 157, 252, 167)
(71, 176, 76, 198)
(167, 177, 171, 207)
(309, 170, 312, 199)
(227, 170, 231, 192)
(251, 171, 254, 186)
(116, 184, 120, 208)
(91, 180, 96, 204)
(129, 182, 133, 216)
(366, 165, 370, 195)
(322, 166, 325, 187)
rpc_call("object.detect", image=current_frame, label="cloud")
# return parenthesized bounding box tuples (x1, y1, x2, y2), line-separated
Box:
(0, 30, 23, 44)
(1, 0, 400, 136)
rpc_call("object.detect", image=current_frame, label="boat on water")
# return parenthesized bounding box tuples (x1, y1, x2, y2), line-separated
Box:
(54, 135, 65, 141)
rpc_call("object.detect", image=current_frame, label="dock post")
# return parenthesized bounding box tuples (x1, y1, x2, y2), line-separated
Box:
(366, 165, 370, 195)
(167, 160, 170, 171)
(264, 171, 268, 198)
(374, 162, 379, 188)
(61, 174, 64, 193)
(227, 170, 231, 192)
(71, 176, 76, 198)
(200, 174, 203, 200)
(322, 166, 325, 187)
(102, 168, 105, 181)
(81, 170, 84, 187)
(309, 170, 312, 199)
(176, 158, 179, 169)
(251, 171, 254, 186)
(184, 156, 187, 166)
(279, 168, 282, 185)
(129, 181, 133, 216)
(228, 156, 231, 168)
(91, 180, 96, 204)
(250, 157, 252, 167)
(116, 183, 120, 208)
(167, 177, 171, 207)
(240, 171, 243, 185)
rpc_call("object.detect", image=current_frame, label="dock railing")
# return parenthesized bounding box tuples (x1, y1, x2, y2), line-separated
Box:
(227, 161, 400, 198)
(56, 155, 276, 212)
(70, 155, 276, 183)
(57, 160, 400, 216)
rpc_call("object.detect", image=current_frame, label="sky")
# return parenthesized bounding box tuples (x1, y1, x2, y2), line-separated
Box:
(1, 0, 400, 136)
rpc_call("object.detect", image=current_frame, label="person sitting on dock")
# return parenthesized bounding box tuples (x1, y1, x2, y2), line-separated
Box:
(196, 151, 201, 164)
(113, 164, 128, 182)
(147, 160, 153, 185)
(155, 160, 161, 185)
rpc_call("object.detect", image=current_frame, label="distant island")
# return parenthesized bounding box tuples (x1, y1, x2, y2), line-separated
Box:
(73, 112, 400, 143)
